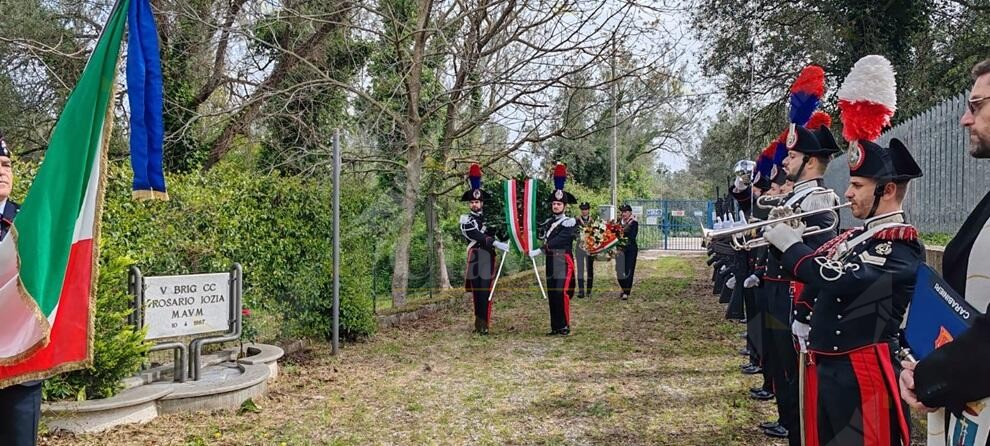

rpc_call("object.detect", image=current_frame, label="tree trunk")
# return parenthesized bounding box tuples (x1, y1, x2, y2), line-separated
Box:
(390, 142, 423, 308)
(203, 18, 338, 169)
(426, 194, 452, 290)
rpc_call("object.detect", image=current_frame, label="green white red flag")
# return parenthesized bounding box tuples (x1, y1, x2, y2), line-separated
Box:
(0, 0, 129, 386)
(503, 179, 538, 254)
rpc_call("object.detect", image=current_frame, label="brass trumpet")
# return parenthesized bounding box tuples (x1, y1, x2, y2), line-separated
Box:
(702, 202, 851, 251)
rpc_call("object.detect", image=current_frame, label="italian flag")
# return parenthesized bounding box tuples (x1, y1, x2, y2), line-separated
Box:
(0, 0, 128, 386)
(503, 179, 538, 254)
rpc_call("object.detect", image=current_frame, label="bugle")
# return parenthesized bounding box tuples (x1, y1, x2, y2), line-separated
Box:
(701, 202, 851, 250)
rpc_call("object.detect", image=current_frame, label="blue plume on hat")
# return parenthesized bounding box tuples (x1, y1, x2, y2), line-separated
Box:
(789, 65, 826, 126)
(553, 163, 566, 190)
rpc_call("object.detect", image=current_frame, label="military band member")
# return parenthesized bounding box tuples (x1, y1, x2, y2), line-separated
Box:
(575, 202, 596, 298)
(765, 138, 924, 446)
(758, 123, 841, 443)
(0, 133, 35, 446)
(753, 149, 800, 439)
(529, 163, 578, 335)
(900, 59, 990, 434)
(615, 204, 639, 300)
(743, 157, 777, 403)
(459, 164, 509, 335)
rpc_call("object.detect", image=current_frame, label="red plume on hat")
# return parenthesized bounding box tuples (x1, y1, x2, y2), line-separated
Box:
(549, 162, 577, 204)
(461, 162, 488, 201)
(789, 65, 826, 127)
(806, 111, 832, 130)
(837, 55, 897, 143)
(553, 162, 567, 190)
(468, 163, 482, 190)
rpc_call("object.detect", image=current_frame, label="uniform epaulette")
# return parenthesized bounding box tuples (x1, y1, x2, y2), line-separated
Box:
(459, 214, 471, 225)
(874, 225, 918, 242)
(561, 217, 576, 227)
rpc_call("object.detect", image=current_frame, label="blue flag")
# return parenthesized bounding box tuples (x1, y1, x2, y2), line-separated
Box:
(904, 265, 980, 360)
(126, 0, 167, 200)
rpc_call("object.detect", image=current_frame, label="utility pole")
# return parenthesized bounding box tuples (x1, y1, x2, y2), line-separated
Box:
(331, 129, 341, 355)
(610, 37, 618, 215)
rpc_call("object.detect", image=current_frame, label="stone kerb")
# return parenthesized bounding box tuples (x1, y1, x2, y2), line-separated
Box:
(42, 343, 283, 434)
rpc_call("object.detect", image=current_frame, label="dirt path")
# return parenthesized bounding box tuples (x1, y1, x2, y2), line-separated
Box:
(42, 256, 783, 446)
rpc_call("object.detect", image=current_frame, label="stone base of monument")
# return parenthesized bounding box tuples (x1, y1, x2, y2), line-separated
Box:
(42, 342, 284, 434)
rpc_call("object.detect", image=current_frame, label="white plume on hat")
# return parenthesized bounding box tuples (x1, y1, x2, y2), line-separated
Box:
(837, 55, 897, 112)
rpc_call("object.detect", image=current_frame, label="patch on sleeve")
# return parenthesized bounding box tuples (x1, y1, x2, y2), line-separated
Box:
(859, 251, 888, 267)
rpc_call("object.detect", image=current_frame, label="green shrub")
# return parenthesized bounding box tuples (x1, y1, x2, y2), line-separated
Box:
(19, 157, 380, 401)
(920, 232, 953, 247)
(42, 254, 150, 400)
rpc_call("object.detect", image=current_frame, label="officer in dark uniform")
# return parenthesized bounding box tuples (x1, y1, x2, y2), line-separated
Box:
(575, 202, 596, 298)
(0, 133, 36, 446)
(764, 138, 924, 446)
(529, 163, 578, 335)
(745, 123, 841, 442)
(750, 151, 799, 438)
(615, 204, 638, 300)
(459, 164, 509, 335)
(740, 158, 776, 395)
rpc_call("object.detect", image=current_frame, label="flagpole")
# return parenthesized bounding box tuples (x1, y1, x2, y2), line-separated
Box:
(531, 257, 548, 300)
(488, 254, 507, 302)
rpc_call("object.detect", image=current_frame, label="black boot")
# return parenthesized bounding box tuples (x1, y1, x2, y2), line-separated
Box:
(474, 317, 482, 333)
(480, 319, 489, 335)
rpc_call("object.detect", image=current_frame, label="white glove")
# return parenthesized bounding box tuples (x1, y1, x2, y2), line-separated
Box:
(528, 249, 542, 258)
(493, 241, 510, 252)
(733, 176, 747, 192)
(725, 275, 736, 289)
(792, 321, 811, 353)
(743, 274, 760, 288)
(763, 221, 805, 251)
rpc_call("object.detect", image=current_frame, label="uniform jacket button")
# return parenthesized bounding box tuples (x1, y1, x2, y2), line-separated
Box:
(836, 298, 842, 303)
(835, 330, 841, 335)
(833, 346, 839, 351)
(837, 314, 842, 320)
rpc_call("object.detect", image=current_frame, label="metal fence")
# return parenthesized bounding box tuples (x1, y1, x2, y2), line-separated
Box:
(824, 92, 981, 233)
(625, 199, 714, 250)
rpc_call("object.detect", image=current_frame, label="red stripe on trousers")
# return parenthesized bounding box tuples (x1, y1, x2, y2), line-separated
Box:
(876, 346, 911, 446)
(849, 346, 891, 446)
(804, 356, 820, 446)
(487, 253, 496, 323)
(562, 253, 575, 326)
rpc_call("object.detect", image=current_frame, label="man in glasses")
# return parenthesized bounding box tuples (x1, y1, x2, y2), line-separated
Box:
(899, 59, 990, 429)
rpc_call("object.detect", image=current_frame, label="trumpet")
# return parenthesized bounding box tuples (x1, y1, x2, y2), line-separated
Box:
(702, 202, 851, 251)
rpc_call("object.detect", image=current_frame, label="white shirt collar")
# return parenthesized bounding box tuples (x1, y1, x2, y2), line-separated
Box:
(793, 177, 822, 192)
(864, 210, 905, 229)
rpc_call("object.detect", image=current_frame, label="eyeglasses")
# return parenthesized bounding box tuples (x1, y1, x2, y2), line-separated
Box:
(969, 96, 990, 114)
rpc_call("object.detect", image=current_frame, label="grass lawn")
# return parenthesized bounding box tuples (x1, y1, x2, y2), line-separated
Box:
(41, 255, 925, 445)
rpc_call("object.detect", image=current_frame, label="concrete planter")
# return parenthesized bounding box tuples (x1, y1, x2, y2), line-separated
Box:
(42, 343, 283, 434)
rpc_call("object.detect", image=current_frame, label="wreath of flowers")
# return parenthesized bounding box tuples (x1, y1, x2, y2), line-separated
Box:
(581, 219, 627, 260)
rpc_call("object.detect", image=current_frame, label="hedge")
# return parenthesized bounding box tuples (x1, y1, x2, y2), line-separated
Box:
(10, 160, 379, 401)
